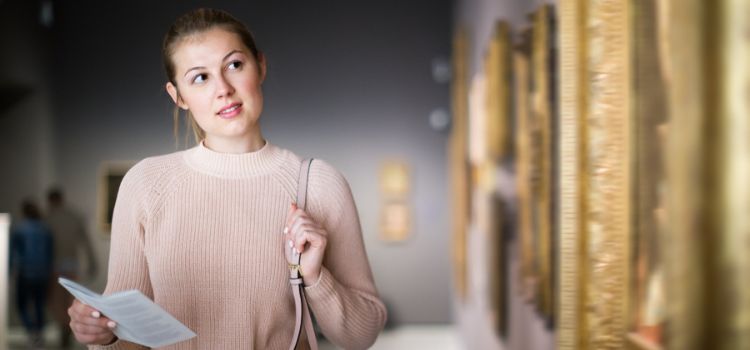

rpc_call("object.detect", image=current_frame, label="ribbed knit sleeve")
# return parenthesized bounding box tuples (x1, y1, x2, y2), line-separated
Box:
(304, 160, 387, 349)
(89, 159, 155, 350)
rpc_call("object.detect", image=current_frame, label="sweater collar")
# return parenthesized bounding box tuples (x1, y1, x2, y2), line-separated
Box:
(184, 140, 285, 178)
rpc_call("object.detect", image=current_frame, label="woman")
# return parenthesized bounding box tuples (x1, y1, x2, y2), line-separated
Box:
(68, 8, 387, 349)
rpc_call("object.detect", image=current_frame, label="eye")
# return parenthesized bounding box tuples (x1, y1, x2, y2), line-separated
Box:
(227, 60, 243, 70)
(192, 73, 208, 84)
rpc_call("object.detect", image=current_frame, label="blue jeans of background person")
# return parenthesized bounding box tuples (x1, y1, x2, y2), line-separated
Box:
(15, 277, 48, 333)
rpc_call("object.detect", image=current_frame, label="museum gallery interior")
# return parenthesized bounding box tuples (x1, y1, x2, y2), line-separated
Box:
(1, 0, 748, 349)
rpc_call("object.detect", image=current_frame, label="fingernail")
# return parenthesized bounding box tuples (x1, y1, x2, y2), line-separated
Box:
(288, 240, 293, 248)
(295, 248, 301, 254)
(283, 227, 289, 234)
(107, 321, 116, 329)
(91, 311, 100, 318)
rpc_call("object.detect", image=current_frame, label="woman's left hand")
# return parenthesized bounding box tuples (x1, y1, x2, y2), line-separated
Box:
(284, 203, 328, 285)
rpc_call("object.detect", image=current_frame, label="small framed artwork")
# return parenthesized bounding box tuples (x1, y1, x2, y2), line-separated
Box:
(450, 28, 471, 302)
(379, 160, 411, 242)
(98, 162, 135, 234)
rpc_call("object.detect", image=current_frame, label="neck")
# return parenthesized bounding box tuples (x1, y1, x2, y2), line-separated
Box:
(204, 131, 265, 154)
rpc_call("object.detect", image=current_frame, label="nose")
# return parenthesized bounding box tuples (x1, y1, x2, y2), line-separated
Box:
(215, 74, 235, 98)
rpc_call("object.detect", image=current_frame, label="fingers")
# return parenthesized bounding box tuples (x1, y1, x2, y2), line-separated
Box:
(68, 299, 116, 344)
(291, 226, 327, 254)
(284, 203, 304, 230)
(284, 202, 298, 230)
(283, 205, 326, 254)
(282, 204, 327, 285)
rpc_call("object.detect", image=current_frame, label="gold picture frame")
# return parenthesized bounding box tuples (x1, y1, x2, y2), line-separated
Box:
(557, 0, 632, 348)
(662, 1, 750, 348)
(558, 1, 749, 349)
(97, 162, 135, 234)
(514, 28, 536, 302)
(485, 20, 512, 338)
(485, 21, 512, 160)
(450, 28, 471, 302)
(629, 0, 668, 347)
(530, 5, 556, 322)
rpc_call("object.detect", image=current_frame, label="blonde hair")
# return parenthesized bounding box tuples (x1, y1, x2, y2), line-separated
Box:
(162, 8, 262, 147)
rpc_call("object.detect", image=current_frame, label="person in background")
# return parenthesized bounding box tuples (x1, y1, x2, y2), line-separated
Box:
(10, 199, 54, 348)
(45, 187, 98, 348)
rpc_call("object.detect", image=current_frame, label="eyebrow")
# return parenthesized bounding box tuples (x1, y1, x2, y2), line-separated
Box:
(183, 50, 244, 77)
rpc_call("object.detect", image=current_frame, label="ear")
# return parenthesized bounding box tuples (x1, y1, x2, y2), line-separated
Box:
(166, 82, 189, 110)
(257, 52, 267, 83)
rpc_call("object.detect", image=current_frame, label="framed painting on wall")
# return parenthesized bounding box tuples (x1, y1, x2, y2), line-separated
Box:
(379, 160, 411, 242)
(529, 4, 556, 323)
(485, 19, 513, 339)
(628, 0, 669, 347)
(557, 1, 749, 349)
(98, 162, 135, 233)
(514, 27, 536, 303)
(450, 28, 471, 302)
(557, 0, 633, 348)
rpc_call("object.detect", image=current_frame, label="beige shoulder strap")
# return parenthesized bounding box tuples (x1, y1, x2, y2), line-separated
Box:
(287, 158, 318, 350)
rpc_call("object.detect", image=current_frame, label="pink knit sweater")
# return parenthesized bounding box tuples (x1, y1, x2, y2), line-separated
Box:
(93, 142, 386, 349)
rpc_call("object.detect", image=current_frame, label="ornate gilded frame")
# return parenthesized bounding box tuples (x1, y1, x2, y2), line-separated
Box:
(664, 0, 750, 348)
(714, 0, 750, 345)
(628, 0, 669, 347)
(559, 1, 748, 349)
(485, 20, 512, 337)
(514, 28, 535, 302)
(450, 28, 470, 302)
(558, 0, 632, 348)
(531, 5, 556, 322)
(486, 21, 512, 160)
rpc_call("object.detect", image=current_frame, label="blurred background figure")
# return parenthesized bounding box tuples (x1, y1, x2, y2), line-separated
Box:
(45, 187, 97, 349)
(9, 199, 54, 349)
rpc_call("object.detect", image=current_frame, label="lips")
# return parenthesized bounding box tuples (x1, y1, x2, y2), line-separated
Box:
(217, 103, 242, 118)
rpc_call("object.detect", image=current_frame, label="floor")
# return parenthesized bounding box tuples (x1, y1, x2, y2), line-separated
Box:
(7, 324, 464, 349)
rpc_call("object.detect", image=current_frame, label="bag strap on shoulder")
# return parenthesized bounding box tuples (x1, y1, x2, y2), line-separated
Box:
(287, 158, 318, 350)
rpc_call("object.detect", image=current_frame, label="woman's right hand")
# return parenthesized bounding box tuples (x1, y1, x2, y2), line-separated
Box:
(68, 299, 118, 345)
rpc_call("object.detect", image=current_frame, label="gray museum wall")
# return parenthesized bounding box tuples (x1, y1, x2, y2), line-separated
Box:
(0, 1, 56, 224)
(2, 0, 453, 324)
(452, 0, 557, 349)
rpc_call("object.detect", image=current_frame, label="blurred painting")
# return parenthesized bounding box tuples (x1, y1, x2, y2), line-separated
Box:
(513, 31, 536, 302)
(629, 0, 668, 346)
(530, 4, 555, 322)
(450, 29, 471, 301)
(98, 162, 134, 233)
(379, 160, 411, 242)
(380, 202, 410, 242)
(484, 20, 513, 338)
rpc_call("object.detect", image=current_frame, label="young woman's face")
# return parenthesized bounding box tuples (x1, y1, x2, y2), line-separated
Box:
(166, 27, 266, 144)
